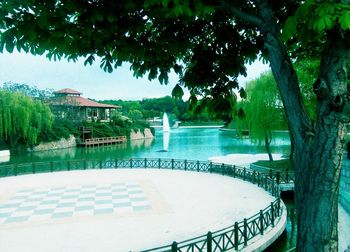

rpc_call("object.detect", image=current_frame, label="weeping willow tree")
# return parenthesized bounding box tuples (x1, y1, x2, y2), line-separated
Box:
(236, 72, 286, 161)
(0, 90, 53, 147)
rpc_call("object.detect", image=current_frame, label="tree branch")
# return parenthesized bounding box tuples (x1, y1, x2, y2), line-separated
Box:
(227, 6, 263, 27)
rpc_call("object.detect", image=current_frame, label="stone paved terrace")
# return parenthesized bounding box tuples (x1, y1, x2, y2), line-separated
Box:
(0, 168, 285, 252)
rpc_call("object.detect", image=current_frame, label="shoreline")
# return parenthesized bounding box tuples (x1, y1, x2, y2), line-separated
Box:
(152, 125, 224, 129)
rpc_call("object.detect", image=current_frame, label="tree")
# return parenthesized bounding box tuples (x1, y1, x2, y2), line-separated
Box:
(237, 72, 286, 161)
(0, 89, 53, 147)
(1, 82, 54, 100)
(1, 1, 350, 251)
(238, 59, 318, 161)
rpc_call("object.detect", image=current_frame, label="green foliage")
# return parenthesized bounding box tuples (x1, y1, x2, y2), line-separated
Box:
(0, 0, 262, 112)
(171, 84, 184, 99)
(101, 96, 190, 121)
(128, 109, 144, 121)
(1, 82, 53, 100)
(282, 1, 350, 53)
(294, 59, 319, 120)
(38, 119, 79, 143)
(236, 72, 287, 144)
(0, 89, 53, 147)
(253, 159, 293, 172)
(81, 114, 152, 138)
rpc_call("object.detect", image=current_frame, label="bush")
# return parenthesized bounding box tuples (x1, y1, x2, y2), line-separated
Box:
(38, 119, 79, 143)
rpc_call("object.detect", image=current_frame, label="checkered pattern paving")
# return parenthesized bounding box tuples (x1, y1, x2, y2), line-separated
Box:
(0, 182, 151, 224)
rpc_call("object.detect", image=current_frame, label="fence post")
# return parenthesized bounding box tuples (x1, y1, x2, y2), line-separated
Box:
(233, 165, 236, 177)
(158, 158, 161, 169)
(243, 168, 246, 181)
(260, 210, 264, 235)
(171, 159, 174, 169)
(207, 231, 212, 252)
(184, 160, 187, 171)
(171, 241, 178, 252)
(130, 158, 133, 169)
(243, 218, 248, 247)
(253, 170, 256, 184)
(115, 159, 118, 168)
(222, 163, 225, 175)
(234, 222, 239, 250)
(276, 172, 281, 185)
(99, 160, 102, 169)
(277, 198, 281, 215)
(144, 158, 147, 168)
(271, 202, 275, 227)
(209, 162, 213, 173)
(14, 164, 18, 176)
(197, 161, 200, 172)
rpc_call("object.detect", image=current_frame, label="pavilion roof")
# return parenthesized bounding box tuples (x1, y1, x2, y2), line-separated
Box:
(49, 96, 119, 108)
(53, 88, 82, 95)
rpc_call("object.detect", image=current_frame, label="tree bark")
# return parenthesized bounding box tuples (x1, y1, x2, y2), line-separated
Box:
(294, 29, 350, 252)
(254, 1, 350, 251)
(265, 131, 273, 161)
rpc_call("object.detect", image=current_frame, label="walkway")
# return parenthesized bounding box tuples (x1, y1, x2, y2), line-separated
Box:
(0, 169, 278, 252)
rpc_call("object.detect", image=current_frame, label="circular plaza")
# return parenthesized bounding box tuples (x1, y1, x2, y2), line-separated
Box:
(0, 167, 285, 252)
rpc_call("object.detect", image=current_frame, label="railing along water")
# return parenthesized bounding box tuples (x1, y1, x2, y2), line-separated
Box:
(0, 158, 287, 251)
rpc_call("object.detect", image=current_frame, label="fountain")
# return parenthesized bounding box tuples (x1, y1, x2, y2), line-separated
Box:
(162, 113, 170, 132)
(157, 113, 170, 152)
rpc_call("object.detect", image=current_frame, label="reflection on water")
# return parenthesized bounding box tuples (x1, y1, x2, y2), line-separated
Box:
(8, 128, 290, 164)
(163, 132, 170, 151)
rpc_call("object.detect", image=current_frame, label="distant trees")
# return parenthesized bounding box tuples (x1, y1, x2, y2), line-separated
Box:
(101, 96, 218, 123)
(0, 89, 53, 147)
(1, 82, 54, 100)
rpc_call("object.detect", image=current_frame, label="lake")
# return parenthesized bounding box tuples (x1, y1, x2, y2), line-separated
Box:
(7, 128, 291, 164)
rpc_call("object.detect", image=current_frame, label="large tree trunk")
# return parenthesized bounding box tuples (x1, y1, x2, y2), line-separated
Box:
(255, 1, 350, 251)
(294, 29, 350, 252)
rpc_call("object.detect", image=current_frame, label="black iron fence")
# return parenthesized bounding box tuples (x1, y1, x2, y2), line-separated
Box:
(0, 158, 286, 251)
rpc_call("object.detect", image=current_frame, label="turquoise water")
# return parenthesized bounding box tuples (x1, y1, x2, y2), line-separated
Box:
(7, 128, 291, 164)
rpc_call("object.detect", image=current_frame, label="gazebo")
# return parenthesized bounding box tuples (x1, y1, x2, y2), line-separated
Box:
(48, 88, 120, 122)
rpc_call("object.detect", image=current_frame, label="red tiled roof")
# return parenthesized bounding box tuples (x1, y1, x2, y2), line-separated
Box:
(49, 96, 120, 108)
(53, 88, 82, 95)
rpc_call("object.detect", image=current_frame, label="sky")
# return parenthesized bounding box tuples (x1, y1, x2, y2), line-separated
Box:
(0, 51, 270, 101)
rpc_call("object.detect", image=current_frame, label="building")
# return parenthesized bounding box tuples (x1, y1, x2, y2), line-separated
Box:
(49, 88, 120, 122)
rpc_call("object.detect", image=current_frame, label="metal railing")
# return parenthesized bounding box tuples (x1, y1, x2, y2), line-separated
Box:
(0, 158, 285, 251)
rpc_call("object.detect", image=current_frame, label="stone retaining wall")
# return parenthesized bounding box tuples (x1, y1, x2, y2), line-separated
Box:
(130, 128, 154, 140)
(28, 135, 76, 152)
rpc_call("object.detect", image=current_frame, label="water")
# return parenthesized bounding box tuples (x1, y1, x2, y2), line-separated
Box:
(265, 195, 297, 252)
(5, 128, 294, 251)
(7, 128, 291, 164)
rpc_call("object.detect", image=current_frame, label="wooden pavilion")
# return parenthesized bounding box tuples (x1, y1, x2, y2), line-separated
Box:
(48, 88, 120, 122)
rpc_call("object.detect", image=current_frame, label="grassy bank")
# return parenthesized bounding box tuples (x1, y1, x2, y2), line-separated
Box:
(252, 159, 293, 172)
(180, 121, 224, 127)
